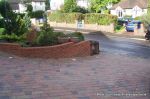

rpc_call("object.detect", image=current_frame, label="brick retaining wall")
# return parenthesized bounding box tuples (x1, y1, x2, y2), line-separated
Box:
(0, 41, 91, 58)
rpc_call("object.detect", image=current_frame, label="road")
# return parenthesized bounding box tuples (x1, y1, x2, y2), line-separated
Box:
(54, 27, 150, 59)
(84, 32, 150, 59)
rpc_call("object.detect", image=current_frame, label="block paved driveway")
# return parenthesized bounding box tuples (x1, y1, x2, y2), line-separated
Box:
(0, 50, 150, 99)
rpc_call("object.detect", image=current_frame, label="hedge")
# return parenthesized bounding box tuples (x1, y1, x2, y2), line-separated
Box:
(48, 12, 117, 25)
(84, 13, 117, 25)
(29, 10, 44, 18)
(48, 12, 83, 23)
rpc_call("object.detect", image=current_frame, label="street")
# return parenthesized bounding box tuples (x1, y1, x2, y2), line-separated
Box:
(85, 31, 150, 58)
(55, 27, 150, 58)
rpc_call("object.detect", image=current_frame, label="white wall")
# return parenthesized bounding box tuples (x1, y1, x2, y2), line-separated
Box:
(32, 2, 45, 11)
(110, 10, 117, 15)
(19, 3, 27, 13)
(76, 0, 89, 8)
(50, 0, 64, 11)
(125, 9, 133, 16)
(111, 6, 148, 18)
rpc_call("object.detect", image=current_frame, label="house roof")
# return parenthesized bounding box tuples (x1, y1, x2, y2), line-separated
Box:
(7, 0, 20, 10)
(111, 0, 148, 10)
(10, 3, 19, 10)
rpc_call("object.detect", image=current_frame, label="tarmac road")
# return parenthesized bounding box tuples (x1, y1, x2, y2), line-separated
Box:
(84, 32, 150, 59)
(54, 27, 150, 59)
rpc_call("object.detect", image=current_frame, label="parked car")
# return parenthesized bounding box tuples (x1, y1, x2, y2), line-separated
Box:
(126, 22, 135, 32)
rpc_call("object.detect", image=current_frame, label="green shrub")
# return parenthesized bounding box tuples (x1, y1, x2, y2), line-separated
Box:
(66, 32, 84, 41)
(73, 6, 89, 14)
(53, 32, 66, 37)
(134, 16, 141, 20)
(29, 10, 44, 18)
(0, 33, 26, 42)
(66, 13, 83, 23)
(26, 4, 33, 12)
(49, 12, 83, 23)
(0, 18, 4, 28)
(48, 13, 117, 25)
(2, 12, 29, 36)
(84, 13, 117, 25)
(36, 24, 66, 46)
(114, 25, 124, 32)
(0, 28, 5, 34)
(141, 14, 150, 28)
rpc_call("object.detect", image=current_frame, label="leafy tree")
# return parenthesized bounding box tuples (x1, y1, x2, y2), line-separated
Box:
(21, 0, 32, 4)
(60, 0, 88, 13)
(26, 4, 33, 12)
(61, 0, 78, 13)
(0, 0, 30, 36)
(0, 0, 12, 18)
(3, 12, 29, 36)
(45, 0, 50, 10)
(89, 0, 120, 13)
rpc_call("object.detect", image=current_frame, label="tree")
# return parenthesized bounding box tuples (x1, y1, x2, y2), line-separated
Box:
(0, 0, 30, 35)
(0, 0, 12, 18)
(26, 4, 33, 12)
(21, 0, 32, 4)
(45, 0, 50, 10)
(61, 0, 77, 13)
(89, 0, 120, 13)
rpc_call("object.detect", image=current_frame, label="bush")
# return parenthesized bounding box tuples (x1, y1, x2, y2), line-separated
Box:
(73, 6, 89, 14)
(84, 13, 117, 25)
(29, 10, 44, 18)
(141, 14, 150, 28)
(0, 33, 26, 42)
(26, 4, 33, 12)
(1, 12, 30, 36)
(49, 12, 83, 23)
(114, 25, 124, 32)
(66, 32, 84, 41)
(48, 13, 117, 25)
(134, 16, 141, 20)
(0, 18, 4, 28)
(36, 24, 66, 46)
(0, 28, 5, 34)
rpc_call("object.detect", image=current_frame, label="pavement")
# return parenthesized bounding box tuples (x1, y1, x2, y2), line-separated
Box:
(0, 51, 150, 99)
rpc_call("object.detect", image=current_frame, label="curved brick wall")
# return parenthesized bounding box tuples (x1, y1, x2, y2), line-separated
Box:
(0, 41, 92, 58)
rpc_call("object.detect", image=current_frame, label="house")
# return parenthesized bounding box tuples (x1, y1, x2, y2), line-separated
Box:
(8, 0, 46, 13)
(50, 0, 89, 11)
(110, 0, 148, 18)
(76, 0, 89, 8)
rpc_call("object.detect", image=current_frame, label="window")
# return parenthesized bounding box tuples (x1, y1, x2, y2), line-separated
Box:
(40, 2, 43, 5)
(117, 10, 123, 18)
(119, 11, 123, 17)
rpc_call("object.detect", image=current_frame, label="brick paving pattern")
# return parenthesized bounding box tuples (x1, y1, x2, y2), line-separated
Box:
(0, 52, 150, 99)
